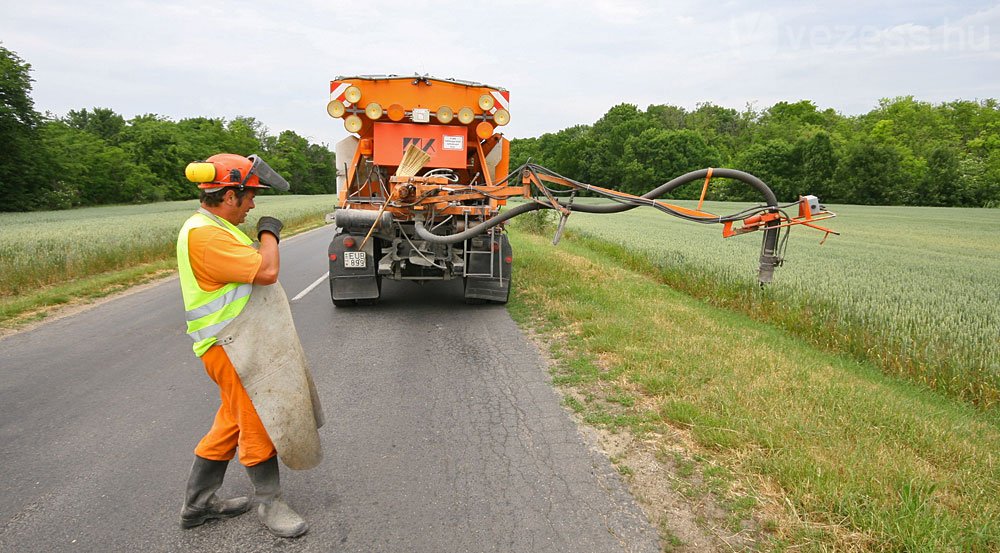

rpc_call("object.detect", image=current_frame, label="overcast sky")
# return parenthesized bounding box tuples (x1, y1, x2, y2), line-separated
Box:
(2, 1, 997, 148)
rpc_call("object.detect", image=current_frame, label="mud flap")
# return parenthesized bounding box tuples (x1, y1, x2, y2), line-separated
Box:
(329, 233, 380, 301)
(464, 276, 510, 303)
(463, 233, 512, 303)
(217, 283, 324, 470)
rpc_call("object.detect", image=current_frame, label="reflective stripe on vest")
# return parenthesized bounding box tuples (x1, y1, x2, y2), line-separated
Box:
(177, 209, 256, 356)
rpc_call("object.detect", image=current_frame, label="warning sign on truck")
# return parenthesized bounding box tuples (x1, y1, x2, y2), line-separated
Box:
(374, 123, 467, 169)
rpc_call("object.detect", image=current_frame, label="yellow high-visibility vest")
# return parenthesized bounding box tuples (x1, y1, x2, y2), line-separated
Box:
(176, 209, 254, 357)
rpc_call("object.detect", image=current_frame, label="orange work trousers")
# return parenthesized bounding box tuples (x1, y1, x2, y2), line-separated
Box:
(194, 345, 277, 466)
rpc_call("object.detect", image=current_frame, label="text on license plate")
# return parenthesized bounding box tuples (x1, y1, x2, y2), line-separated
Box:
(344, 251, 366, 268)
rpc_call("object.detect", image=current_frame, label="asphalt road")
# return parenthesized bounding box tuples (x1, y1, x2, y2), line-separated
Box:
(0, 224, 660, 553)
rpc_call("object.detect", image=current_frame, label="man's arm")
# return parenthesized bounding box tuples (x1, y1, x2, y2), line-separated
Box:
(253, 233, 280, 285)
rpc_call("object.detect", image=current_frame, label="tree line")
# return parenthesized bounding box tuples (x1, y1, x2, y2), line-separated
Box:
(1, 46, 335, 212)
(4, 45, 999, 211)
(510, 98, 1000, 207)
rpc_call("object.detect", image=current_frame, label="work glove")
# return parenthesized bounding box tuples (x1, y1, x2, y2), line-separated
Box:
(257, 216, 284, 243)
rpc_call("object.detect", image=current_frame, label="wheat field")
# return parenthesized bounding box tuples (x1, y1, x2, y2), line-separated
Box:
(0, 195, 337, 297)
(557, 200, 1000, 407)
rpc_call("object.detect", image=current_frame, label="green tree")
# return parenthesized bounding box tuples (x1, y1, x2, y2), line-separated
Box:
(685, 102, 752, 161)
(645, 104, 686, 131)
(621, 128, 720, 196)
(305, 143, 336, 194)
(862, 96, 957, 158)
(64, 107, 126, 143)
(543, 125, 594, 182)
(120, 114, 187, 199)
(835, 135, 927, 206)
(226, 116, 265, 155)
(39, 121, 162, 205)
(588, 103, 654, 186)
(265, 130, 316, 193)
(176, 117, 230, 162)
(732, 140, 797, 202)
(0, 45, 51, 211)
(918, 145, 961, 206)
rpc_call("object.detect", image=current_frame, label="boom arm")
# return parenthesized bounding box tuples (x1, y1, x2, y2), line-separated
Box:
(410, 163, 838, 285)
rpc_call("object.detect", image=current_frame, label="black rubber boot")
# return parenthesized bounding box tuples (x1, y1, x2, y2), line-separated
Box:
(180, 456, 251, 529)
(245, 456, 308, 538)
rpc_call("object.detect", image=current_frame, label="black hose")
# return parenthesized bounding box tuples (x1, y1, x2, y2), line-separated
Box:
(411, 164, 783, 284)
(527, 165, 783, 284)
(413, 201, 542, 244)
(532, 166, 778, 211)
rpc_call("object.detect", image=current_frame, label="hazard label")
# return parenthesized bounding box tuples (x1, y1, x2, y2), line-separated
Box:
(443, 135, 464, 151)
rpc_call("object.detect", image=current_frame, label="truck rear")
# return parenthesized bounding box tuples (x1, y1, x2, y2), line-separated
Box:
(326, 74, 515, 306)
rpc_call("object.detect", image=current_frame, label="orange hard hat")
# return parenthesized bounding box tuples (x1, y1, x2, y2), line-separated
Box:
(185, 153, 290, 192)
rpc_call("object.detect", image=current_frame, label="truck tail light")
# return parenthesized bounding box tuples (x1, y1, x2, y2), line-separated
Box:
(478, 94, 495, 110)
(343, 236, 356, 248)
(493, 109, 510, 126)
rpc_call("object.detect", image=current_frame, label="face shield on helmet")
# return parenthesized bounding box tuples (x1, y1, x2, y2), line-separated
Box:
(246, 155, 290, 192)
(185, 153, 290, 193)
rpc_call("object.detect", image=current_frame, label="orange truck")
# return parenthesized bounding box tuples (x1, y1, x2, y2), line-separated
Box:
(325, 74, 520, 305)
(325, 74, 837, 306)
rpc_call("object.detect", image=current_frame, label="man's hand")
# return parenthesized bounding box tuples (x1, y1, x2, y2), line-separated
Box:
(257, 216, 284, 244)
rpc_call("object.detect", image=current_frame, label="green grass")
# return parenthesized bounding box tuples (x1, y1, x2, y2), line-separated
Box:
(541, 200, 1000, 409)
(507, 228, 1000, 552)
(0, 195, 336, 326)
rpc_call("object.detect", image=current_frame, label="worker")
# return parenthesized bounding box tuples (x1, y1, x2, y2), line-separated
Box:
(176, 153, 323, 538)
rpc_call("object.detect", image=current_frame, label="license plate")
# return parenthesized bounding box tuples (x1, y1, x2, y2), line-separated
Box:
(344, 251, 366, 268)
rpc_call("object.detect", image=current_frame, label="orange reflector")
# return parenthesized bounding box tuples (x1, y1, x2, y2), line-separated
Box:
(388, 104, 406, 121)
(476, 121, 494, 140)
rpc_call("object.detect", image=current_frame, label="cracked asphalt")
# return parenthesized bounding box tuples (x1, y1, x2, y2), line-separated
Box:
(0, 225, 660, 553)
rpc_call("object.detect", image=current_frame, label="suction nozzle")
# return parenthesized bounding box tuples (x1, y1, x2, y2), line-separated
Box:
(757, 223, 781, 285)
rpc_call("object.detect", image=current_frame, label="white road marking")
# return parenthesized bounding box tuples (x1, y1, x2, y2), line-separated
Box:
(292, 272, 329, 301)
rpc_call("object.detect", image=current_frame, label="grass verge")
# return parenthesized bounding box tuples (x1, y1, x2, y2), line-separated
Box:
(507, 228, 1000, 552)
